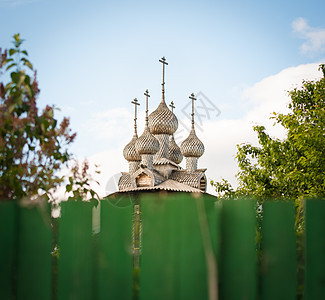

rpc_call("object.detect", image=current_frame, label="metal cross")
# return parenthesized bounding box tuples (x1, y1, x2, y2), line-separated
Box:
(159, 57, 168, 100)
(131, 98, 140, 121)
(189, 93, 196, 125)
(169, 101, 175, 113)
(131, 98, 140, 134)
(144, 89, 150, 125)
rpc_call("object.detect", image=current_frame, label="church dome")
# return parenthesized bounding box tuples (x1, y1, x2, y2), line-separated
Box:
(169, 135, 183, 164)
(123, 134, 141, 162)
(135, 127, 160, 155)
(148, 101, 178, 135)
(180, 128, 205, 158)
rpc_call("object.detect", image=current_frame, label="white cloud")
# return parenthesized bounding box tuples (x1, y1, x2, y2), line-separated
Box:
(292, 17, 325, 55)
(84, 107, 133, 140)
(202, 62, 321, 192)
(242, 63, 322, 137)
(85, 63, 323, 197)
(87, 147, 127, 197)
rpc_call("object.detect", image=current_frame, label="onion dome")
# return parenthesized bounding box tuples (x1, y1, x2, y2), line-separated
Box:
(135, 89, 160, 155)
(169, 134, 183, 164)
(123, 98, 141, 162)
(123, 133, 141, 162)
(135, 126, 159, 155)
(180, 128, 205, 158)
(148, 101, 178, 135)
(148, 56, 178, 135)
(180, 93, 205, 158)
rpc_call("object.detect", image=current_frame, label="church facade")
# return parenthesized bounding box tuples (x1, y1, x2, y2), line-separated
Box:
(118, 57, 207, 193)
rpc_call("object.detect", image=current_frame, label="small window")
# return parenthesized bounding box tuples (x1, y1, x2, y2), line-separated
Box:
(200, 176, 207, 192)
(136, 173, 151, 187)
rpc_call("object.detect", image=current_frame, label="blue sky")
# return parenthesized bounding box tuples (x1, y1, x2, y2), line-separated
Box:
(1, 0, 325, 195)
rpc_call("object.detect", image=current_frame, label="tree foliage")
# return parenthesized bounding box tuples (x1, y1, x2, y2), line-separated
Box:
(211, 66, 325, 297)
(65, 159, 100, 204)
(0, 34, 99, 202)
(212, 64, 325, 210)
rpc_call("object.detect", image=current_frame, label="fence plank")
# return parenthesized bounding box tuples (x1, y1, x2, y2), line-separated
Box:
(261, 201, 297, 300)
(0, 201, 17, 299)
(220, 198, 257, 300)
(305, 199, 325, 300)
(17, 204, 52, 300)
(98, 198, 133, 300)
(140, 193, 182, 300)
(58, 201, 93, 300)
(140, 193, 218, 300)
(179, 194, 219, 300)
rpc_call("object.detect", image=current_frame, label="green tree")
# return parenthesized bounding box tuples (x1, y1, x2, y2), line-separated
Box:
(0, 34, 99, 202)
(212, 65, 325, 298)
(211, 64, 325, 225)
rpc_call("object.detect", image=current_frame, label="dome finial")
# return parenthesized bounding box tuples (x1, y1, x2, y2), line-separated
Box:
(159, 57, 168, 103)
(180, 93, 205, 160)
(189, 93, 196, 130)
(144, 89, 150, 127)
(131, 98, 140, 136)
(123, 98, 142, 163)
(135, 89, 160, 162)
(169, 101, 175, 112)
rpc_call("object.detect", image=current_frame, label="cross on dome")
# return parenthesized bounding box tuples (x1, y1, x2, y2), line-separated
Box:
(180, 93, 204, 159)
(144, 89, 150, 126)
(159, 57, 168, 102)
(148, 59, 178, 136)
(134, 89, 159, 157)
(122, 98, 142, 163)
(189, 93, 196, 128)
(131, 98, 140, 134)
(169, 101, 175, 112)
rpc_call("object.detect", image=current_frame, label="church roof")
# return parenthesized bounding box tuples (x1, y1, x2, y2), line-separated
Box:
(170, 169, 207, 190)
(118, 179, 202, 193)
(153, 157, 180, 168)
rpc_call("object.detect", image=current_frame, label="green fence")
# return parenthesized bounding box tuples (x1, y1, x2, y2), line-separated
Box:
(1, 193, 325, 299)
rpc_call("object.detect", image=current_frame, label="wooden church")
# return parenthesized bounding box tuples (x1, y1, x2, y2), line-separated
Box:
(118, 57, 207, 193)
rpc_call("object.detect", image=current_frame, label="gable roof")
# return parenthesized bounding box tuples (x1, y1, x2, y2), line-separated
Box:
(169, 169, 207, 190)
(153, 157, 181, 168)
